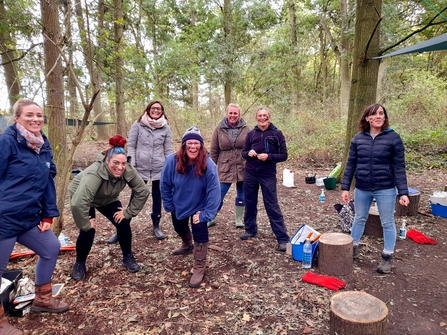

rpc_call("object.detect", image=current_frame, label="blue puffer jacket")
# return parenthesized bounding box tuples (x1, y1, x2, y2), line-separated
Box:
(341, 129, 409, 196)
(241, 123, 288, 176)
(0, 124, 59, 240)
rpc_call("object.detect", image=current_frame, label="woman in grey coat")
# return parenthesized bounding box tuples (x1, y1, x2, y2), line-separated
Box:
(107, 100, 173, 242)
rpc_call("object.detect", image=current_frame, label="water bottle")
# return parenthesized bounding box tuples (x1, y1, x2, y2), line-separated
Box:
(58, 233, 68, 246)
(399, 219, 407, 239)
(302, 238, 312, 269)
(319, 189, 325, 203)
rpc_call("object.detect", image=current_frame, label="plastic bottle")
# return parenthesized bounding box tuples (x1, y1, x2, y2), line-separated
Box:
(302, 238, 312, 269)
(399, 219, 407, 239)
(319, 189, 325, 203)
(58, 233, 68, 246)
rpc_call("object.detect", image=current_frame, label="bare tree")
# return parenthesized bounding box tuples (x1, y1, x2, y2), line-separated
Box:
(114, 0, 126, 136)
(0, 0, 21, 109)
(41, 0, 67, 234)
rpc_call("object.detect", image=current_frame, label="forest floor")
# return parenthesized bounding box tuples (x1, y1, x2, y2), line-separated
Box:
(6, 140, 447, 335)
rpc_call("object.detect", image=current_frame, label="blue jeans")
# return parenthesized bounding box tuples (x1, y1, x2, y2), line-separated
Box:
(351, 188, 397, 254)
(218, 181, 245, 211)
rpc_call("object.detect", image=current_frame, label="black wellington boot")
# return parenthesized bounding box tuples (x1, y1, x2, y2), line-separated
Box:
(151, 213, 165, 240)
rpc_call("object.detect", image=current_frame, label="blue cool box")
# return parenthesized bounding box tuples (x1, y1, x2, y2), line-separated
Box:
(430, 203, 447, 218)
(290, 225, 320, 262)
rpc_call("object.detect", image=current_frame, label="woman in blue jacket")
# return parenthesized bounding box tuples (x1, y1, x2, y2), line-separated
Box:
(341, 103, 409, 274)
(0, 99, 68, 334)
(161, 126, 220, 288)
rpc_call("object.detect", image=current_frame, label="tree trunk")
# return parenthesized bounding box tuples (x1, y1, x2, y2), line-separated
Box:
(75, 0, 107, 140)
(95, 0, 107, 140)
(64, 0, 77, 120)
(340, 0, 382, 183)
(289, 1, 300, 108)
(114, 0, 126, 136)
(223, 0, 232, 107)
(0, 0, 21, 110)
(41, 0, 68, 235)
(339, 0, 352, 116)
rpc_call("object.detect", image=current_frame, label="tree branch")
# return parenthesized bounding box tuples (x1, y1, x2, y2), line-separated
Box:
(378, 6, 447, 56)
(0, 43, 43, 66)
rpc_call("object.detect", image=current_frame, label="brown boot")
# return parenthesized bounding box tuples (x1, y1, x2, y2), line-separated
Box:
(0, 303, 23, 335)
(189, 242, 208, 288)
(31, 282, 69, 313)
(173, 232, 194, 255)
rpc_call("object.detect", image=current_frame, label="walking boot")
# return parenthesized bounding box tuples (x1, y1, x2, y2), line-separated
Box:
(235, 206, 245, 228)
(353, 245, 360, 259)
(173, 232, 194, 255)
(151, 213, 165, 240)
(106, 233, 119, 244)
(377, 253, 393, 274)
(207, 216, 216, 228)
(0, 303, 23, 335)
(31, 282, 69, 313)
(189, 242, 208, 288)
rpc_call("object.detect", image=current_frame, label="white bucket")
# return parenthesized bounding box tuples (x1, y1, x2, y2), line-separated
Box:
(316, 177, 326, 187)
(283, 169, 295, 187)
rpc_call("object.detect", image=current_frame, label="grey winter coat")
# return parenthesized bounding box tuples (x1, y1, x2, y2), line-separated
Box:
(210, 118, 249, 183)
(127, 121, 173, 181)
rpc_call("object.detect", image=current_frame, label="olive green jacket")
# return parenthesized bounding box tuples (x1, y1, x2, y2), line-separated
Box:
(69, 154, 149, 231)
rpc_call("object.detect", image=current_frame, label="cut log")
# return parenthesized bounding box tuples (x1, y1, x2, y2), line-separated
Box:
(364, 206, 383, 238)
(330, 291, 388, 335)
(395, 191, 420, 216)
(318, 233, 353, 276)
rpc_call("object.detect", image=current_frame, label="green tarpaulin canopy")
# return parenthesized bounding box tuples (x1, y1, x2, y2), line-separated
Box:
(373, 33, 447, 59)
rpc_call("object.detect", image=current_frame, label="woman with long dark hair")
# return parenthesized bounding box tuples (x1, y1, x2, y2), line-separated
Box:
(161, 126, 220, 287)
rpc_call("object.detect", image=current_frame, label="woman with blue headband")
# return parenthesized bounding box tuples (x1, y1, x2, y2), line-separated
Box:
(69, 135, 149, 281)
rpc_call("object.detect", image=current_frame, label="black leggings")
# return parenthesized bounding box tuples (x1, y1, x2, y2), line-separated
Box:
(76, 200, 132, 262)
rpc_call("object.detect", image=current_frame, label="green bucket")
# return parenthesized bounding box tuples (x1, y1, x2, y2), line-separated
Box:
(323, 177, 337, 190)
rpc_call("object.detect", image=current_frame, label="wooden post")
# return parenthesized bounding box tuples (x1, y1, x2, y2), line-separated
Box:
(364, 206, 383, 238)
(395, 191, 420, 216)
(330, 291, 388, 335)
(318, 233, 353, 276)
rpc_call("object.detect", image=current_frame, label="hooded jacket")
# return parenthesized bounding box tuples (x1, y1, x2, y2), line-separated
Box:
(69, 153, 149, 231)
(241, 123, 288, 176)
(127, 121, 173, 181)
(210, 118, 249, 183)
(341, 129, 409, 196)
(0, 124, 59, 240)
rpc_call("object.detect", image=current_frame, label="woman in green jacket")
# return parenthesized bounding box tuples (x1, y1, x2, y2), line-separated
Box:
(69, 135, 149, 281)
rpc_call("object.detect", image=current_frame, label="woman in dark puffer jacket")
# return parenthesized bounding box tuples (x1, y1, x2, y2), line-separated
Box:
(341, 103, 409, 274)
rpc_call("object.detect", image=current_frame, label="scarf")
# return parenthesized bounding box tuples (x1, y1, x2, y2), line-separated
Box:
(16, 123, 44, 154)
(141, 113, 167, 129)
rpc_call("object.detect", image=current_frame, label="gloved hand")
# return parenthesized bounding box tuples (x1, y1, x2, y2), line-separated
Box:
(301, 271, 346, 291)
(406, 229, 437, 245)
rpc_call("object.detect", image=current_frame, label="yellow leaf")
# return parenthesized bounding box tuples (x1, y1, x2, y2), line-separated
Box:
(242, 313, 250, 321)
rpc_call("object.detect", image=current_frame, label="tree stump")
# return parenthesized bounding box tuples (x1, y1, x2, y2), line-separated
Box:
(318, 233, 353, 276)
(364, 206, 383, 238)
(395, 191, 420, 216)
(330, 291, 388, 335)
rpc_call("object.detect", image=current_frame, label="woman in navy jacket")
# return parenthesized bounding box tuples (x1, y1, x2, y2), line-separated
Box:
(341, 103, 409, 274)
(0, 99, 68, 335)
(240, 106, 289, 252)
